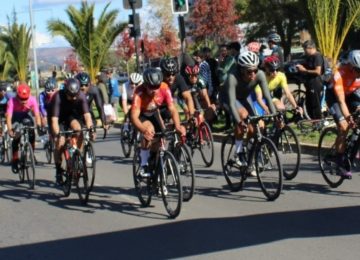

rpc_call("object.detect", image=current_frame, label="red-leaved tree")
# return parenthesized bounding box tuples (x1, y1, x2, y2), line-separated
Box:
(116, 28, 136, 62)
(64, 52, 79, 73)
(190, 0, 240, 44)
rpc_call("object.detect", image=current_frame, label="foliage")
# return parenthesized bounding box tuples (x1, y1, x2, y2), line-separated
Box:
(0, 12, 31, 82)
(307, 0, 360, 65)
(190, 0, 239, 44)
(0, 42, 13, 81)
(47, 1, 126, 81)
(116, 28, 135, 62)
(63, 51, 79, 73)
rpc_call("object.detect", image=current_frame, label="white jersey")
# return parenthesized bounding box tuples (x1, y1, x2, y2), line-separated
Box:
(121, 81, 136, 101)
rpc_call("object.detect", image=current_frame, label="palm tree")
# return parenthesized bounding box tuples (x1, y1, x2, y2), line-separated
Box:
(47, 1, 127, 81)
(0, 42, 13, 81)
(0, 19, 31, 83)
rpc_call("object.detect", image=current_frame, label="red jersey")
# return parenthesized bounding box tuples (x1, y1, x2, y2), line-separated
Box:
(333, 64, 360, 96)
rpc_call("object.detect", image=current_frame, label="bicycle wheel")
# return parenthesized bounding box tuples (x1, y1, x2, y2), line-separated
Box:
(318, 127, 344, 188)
(45, 140, 53, 164)
(173, 143, 195, 202)
(275, 125, 301, 180)
(5, 134, 12, 163)
(24, 143, 36, 189)
(198, 122, 214, 167)
(132, 148, 152, 206)
(220, 133, 245, 191)
(61, 149, 72, 197)
(255, 138, 283, 201)
(160, 151, 182, 218)
(83, 142, 96, 192)
(74, 150, 89, 205)
(120, 124, 133, 158)
(0, 141, 5, 164)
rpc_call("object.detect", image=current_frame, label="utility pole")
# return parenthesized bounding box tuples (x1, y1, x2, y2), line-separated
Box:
(29, 0, 40, 100)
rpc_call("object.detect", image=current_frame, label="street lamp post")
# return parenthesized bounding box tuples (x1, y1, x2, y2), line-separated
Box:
(29, 0, 40, 100)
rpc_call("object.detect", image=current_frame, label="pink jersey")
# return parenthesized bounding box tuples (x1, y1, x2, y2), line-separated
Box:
(6, 96, 40, 117)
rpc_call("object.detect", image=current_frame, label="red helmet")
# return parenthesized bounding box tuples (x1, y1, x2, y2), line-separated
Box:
(184, 64, 200, 75)
(17, 84, 31, 100)
(247, 42, 261, 53)
(264, 55, 280, 70)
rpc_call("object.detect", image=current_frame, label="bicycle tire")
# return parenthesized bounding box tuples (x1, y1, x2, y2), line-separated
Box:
(5, 135, 12, 163)
(74, 150, 89, 205)
(276, 125, 301, 180)
(318, 127, 344, 188)
(220, 133, 245, 192)
(45, 140, 53, 164)
(24, 143, 36, 189)
(83, 142, 96, 192)
(0, 142, 5, 163)
(120, 124, 133, 158)
(255, 137, 283, 201)
(198, 122, 214, 167)
(132, 148, 152, 207)
(173, 142, 195, 202)
(61, 149, 72, 197)
(160, 151, 182, 219)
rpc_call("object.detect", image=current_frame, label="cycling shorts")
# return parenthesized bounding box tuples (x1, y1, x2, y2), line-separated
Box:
(235, 98, 257, 117)
(139, 113, 163, 133)
(327, 89, 360, 123)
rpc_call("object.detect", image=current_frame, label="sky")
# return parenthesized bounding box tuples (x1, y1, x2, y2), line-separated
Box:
(0, 0, 150, 48)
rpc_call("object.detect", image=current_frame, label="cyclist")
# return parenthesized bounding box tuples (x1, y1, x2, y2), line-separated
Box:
(121, 72, 143, 117)
(6, 84, 42, 173)
(159, 57, 195, 120)
(51, 78, 96, 184)
(39, 78, 58, 129)
(225, 51, 276, 166)
(326, 50, 360, 178)
(0, 83, 10, 136)
(254, 55, 303, 114)
(268, 33, 284, 70)
(76, 72, 109, 130)
(130, 68, 185, 177)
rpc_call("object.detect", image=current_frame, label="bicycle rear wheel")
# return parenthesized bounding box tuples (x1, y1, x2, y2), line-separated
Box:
(0, 141, 5, 164)
(84, 142, 96, 192)
(198, 122, 214, 167)
(132, 148, 152, 207)
(24, 143, 36, 189)
(160, 151, 182, 218)
(220, 133, 245, 191)
(45, 140, 53, 164)
(255, 138, 283, 201)
(61, 149, 72, 197)
(5, 134, 12, 163)
(74, 150, 89, 205)
(173, 143, 195, 202)
(276, 125, 301, 180)
(318, 127, 344, 188)
(120, 124, 133, 158)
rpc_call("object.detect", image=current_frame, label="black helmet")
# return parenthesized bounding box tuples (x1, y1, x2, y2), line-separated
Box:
(143, 68, 163, 90)
(75, 72, 91, 86)
(160, 57, 179, 74)
(64, 78, 80, 97)
(45, 78, 57, 92)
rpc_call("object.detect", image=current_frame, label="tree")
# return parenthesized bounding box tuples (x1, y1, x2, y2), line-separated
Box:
(47, 1, 127, 81)
(63, 52, 79, 73)
(307, 0, 360, 65)
(0, 42, 13, 81)
(0, 12, 31, 82)
(190, 0, 239, 44)
(116, 28, 135, 62)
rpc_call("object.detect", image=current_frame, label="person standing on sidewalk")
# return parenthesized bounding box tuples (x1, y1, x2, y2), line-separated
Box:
(107, 69, 121, 122)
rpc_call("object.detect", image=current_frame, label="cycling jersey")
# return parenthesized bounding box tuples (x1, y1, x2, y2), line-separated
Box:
(39, 91, 56, 117)
(225, 67, 275, 124)
(121, 81, 136, 102)
(254, 71, 288, 99)
(0, 95, 9, 117)
(132, 82, 173, 116)
(333, 64, 360, 96)
(84, 86, 106, 124)
(6, 96, 39, 121)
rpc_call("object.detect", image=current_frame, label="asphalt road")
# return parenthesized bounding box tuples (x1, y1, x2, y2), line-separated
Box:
(0, 128, 359, 259)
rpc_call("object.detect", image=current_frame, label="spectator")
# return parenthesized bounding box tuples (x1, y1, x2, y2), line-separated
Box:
(96, 72, 109, 104)
(202, 47, 219, 102)
(107, 69, 121, 121)
(296, 39, 324, 119)
(193, 49, 213, 97)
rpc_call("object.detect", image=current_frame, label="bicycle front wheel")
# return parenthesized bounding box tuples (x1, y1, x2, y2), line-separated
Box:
(74, 150, 89, 205)
(255, 138, 283, 201)
(276, 125, 301, 180)
(120, 124, 133, 158)
(132, 148, 152, 207)
(220, 133, 245, 191)
(24, 143, 36, 189)
(173, 143, 195, 202)
(0, 142, 5, 164)
(84, 142, 96, 192)
(160, 151, 182, 219)
(198, 122, 214, 167)
(45, 140, 53, 164)
(318, 127, 344, 188)
(61, 149, 72, 197)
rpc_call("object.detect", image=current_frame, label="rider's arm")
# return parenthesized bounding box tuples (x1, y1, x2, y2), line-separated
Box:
(198, 78, 212, 109)
(254, 86, 270, 114)
(121, 84, 129, 115)
(51, 116, 60, 136)
(29, 96, 41, 127)
(258, 71, 276, 114)
(281, 75, 298, 109)
(225, 73, 241, 124)
(334, 73, 351, 119)
(92, 87, 106, 126)
(5, 98, 13, 132)
(84, 112, 94, 129)
(38, 93, 47, 118)
(181, 90, 195, 116)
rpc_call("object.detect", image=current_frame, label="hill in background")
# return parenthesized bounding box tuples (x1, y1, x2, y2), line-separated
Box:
(30, 47, 73, 72)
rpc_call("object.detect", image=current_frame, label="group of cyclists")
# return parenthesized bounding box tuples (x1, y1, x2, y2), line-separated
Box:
(1, 32, 360, 205)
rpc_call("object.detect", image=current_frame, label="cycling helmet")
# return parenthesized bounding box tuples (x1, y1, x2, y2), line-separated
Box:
(75, 72, 91, 86)
(268, 33, 281, 43)
(64, 78, 80, 97)
(17, 84, 31, 100)
(0, 82, 7, 92)
(143, 68, 163, 90)
(247, 42, 261, 53)
(160, 57, 179, 74)
(45, 78, 57, 92)
(129, 72, 143, 85)
(264, 55, 280, 70)
(184, 64, 200, 75)
(237, 51, 259, 69)
(348, 50, 360, 69)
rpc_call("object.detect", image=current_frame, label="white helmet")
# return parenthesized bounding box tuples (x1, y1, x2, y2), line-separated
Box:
(129, 73, 143, 85)
(348, 50, 360, 69)
(237, 51, 259, 69)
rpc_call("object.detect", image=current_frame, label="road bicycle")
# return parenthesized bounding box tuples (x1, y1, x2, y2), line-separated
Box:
(59, 128, 91, 204)
(0, 117, 12, 164)
(41, 128, 54, 164)
(221, 114, 283, 201)
(120, 113, 139, 158)
(133, 130, 183, 218)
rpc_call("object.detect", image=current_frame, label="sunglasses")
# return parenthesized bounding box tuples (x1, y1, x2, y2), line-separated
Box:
(46, 89, 55, 93)
(269, 68, 279, 73)
(130, 82, 141, 86)
(80, 84, 89, 88)
(246, 69, 258, 75)
(189, 74, 199, 78)
(164, 72, 176, 77)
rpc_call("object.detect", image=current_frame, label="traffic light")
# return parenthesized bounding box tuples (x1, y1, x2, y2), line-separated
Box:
(128, 14, 140, 37)
(171, 0, 189, 15)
